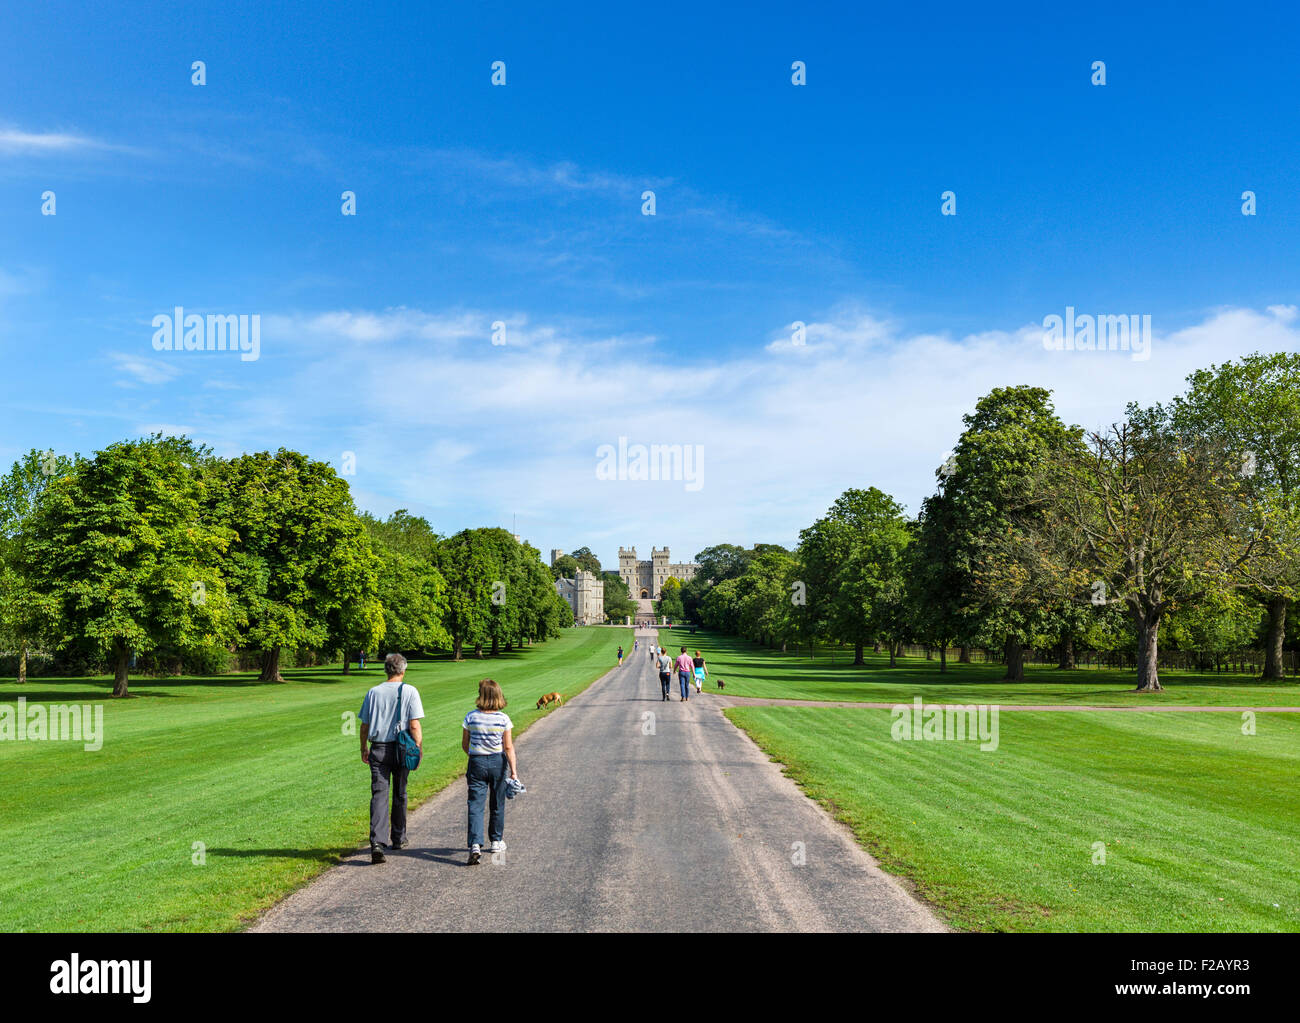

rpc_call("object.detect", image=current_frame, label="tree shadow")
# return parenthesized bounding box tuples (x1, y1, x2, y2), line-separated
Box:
(0, 683, 181, 701)
(209, 847, 359, 865)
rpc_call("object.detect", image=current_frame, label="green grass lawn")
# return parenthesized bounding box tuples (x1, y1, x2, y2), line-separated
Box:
(0, 625, 631, 932)
(687, 628, 1300, 706)
(727, 705, 1300, 931)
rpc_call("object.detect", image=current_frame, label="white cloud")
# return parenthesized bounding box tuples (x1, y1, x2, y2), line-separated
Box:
(0, 128, 130, 156)
(110, 352, 181, 386)
(150, 303, 1300, 565)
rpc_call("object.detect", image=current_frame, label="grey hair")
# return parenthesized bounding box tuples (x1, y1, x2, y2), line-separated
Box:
(384, 653, 408, 678)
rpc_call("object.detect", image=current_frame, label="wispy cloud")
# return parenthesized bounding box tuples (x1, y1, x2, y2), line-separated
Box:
(154, 301, 1298, 562)
(110, 351, 181, 387)
(0, 127, 135, 156)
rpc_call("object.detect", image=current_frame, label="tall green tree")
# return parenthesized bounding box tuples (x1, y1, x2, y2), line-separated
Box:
(480, 528, 527, 656)
(602, 571, 638, 621)
(1008, 422, 1276, 691)
(1159, 353, 1300, 678)
(549, 553, 579, 580)
(909, 485, 968, 669)
(0, 449, 77, 681)
(943, 386, 1085, 680)
(799, 488, 911, 666)
(656, 576, 685, 622)
(438, 529, 497, 659)
(694, 544, 751, 584)
(24, 436, 232, 696)
(568, 546, 603, 577)
(207, 449, 377, 682)
(359, 511, 450, 660)
(737, 547, 801, 651)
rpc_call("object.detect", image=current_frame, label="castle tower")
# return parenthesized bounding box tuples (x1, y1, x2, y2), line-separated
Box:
(618, 546, 639, 599)
(550, 549, 565, 566)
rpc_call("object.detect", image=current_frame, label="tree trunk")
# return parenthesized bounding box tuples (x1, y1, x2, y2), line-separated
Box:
(888, 641, 898, 668)
(342, 652, 351, 676)
(491, 635, 500, 656)
(939, 644, 947, 673)
(452, 636, 463, 661)
(924, 645, 932, 660)
(853, 641, 864, 666)
(1135, 617, 1163, 691)
(1003, 636, 1024, 682)
(17, 638, 27, 683)
(1262, 595, 1287, 680)
(959, 645, 971, 663)
(474, 643, 484, 658)
(259, 645, 285, 683)
(1057, 634, 1076, 670)
(780, 639, 787, 653)
(112, 641, 130, 697)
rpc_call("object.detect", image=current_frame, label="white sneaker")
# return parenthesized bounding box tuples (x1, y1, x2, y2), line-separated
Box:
(490, 840, 506, 853)
(468, 844, 482, 865)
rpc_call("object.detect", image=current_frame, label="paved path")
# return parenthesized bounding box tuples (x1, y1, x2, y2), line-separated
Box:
(716, 696, 1300, 712)
(251, 629, 945, 933)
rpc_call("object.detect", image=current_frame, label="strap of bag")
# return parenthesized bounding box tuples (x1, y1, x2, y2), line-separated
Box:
(397, 681, 406, 737)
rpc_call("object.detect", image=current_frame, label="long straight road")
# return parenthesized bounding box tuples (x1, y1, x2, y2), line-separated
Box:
(251, 629, 946, 933)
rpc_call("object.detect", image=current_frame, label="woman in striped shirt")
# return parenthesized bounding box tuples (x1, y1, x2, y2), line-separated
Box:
(462, 679, 518, 865)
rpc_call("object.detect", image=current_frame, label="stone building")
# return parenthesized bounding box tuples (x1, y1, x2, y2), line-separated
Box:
(617, 546, 699, 601)
(552, 566, 604, 626)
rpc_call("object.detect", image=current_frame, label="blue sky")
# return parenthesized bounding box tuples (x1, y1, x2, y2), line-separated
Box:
(2, 0, 1299, 569)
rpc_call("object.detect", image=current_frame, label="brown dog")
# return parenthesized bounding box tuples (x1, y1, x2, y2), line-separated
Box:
(536, 692, 563, 709)
(715, 677, 724, 690)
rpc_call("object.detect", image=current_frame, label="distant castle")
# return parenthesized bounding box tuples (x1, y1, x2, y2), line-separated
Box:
(550, 550, 604, 625)
(617, 546, 699, 600)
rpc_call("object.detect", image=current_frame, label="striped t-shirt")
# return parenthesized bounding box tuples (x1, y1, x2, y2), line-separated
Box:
(463, 709, 513, 755)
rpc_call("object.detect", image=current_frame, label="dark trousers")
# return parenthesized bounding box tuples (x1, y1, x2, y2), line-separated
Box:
(466, 752, 509, 848)
(369, 741, 409, 848)
(659, 671, 671, 697)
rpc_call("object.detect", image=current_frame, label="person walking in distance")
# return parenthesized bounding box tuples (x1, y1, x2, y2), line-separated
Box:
(617, 645, 624, 667)
(657, 647, 673, 701)
(462, 679, 518, 865)
(358, 653, 424, 864)
(692, 649, 707, 695)
(675, 646, 694, 702)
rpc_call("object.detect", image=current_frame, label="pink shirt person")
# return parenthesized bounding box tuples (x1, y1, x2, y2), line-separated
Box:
(675, 652, 694, 674)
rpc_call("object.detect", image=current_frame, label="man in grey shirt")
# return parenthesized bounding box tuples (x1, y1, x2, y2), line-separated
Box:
(358, 653, 424, 863)
(656, 649, 673, 701)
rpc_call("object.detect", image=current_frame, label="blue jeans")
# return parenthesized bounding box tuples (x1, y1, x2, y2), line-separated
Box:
(466, 752, 508, 848)
(679, 671, 691, 698)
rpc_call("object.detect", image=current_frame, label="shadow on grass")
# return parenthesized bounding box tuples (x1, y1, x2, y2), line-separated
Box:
(708, 654, 1298, 689)
(210, 847, 357, 865)
(0, 683, 181, 701)
(213, 846, 469, 868)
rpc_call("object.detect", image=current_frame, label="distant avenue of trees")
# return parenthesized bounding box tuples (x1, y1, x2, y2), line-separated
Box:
(0, 441, 572, 695)
(685, 353, 1300, 692)
(7, 353, 1297, 696)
